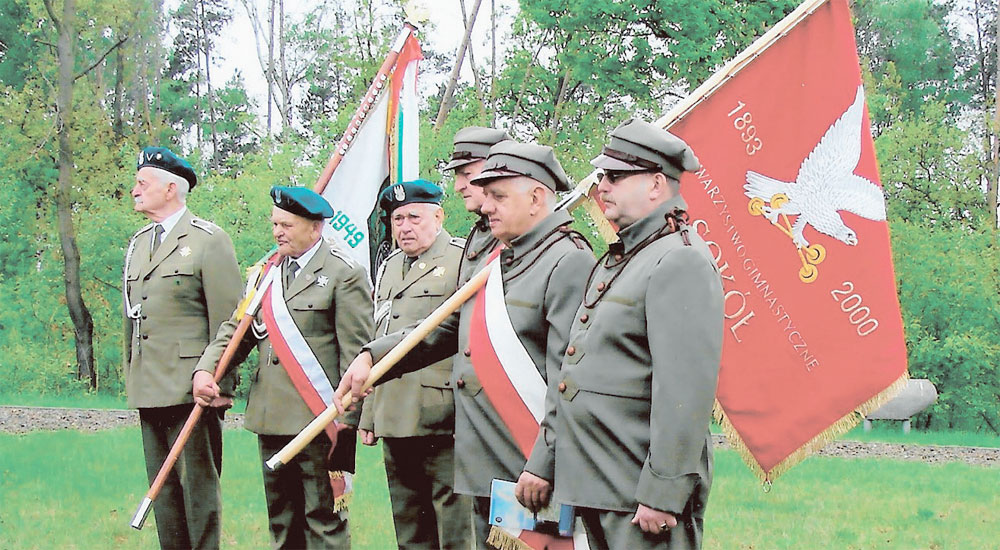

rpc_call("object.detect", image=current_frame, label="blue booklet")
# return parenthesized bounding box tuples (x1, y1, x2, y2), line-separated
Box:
(488, 479, 575, 537)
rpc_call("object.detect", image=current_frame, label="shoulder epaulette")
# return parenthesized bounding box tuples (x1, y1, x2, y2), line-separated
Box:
(449, 236, 467, 248)
(328, 243, 357, 268)
(190, 218, 218, 235)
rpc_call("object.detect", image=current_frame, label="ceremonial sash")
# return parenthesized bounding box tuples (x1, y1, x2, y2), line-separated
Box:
(259, 269, 339, 444)
(468, 247, 545, 457)
(469, 248, 587, 550)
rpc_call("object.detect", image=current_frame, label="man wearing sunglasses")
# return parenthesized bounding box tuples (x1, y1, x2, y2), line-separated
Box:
(553, 118, 724, 550)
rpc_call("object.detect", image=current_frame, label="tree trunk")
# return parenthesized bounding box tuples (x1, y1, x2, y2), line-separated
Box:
(47, 0, 97, 388)
(458, 0, 485, 114)
(198, 0, 219, 169)
(489, 0, 496, 125)
(277, 0, 292, 131)
(112, 44, 125, 140)
(990, 2, 999, 230)
(267, 0, 275, 137)
(434, 0, 484, 130)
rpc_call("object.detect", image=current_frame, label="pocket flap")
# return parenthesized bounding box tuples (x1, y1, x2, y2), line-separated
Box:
(178, 338, 208, 358)
(420, 366, 452, 389)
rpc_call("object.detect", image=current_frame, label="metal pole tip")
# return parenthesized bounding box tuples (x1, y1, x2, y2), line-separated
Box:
(130, 497, 153, 530)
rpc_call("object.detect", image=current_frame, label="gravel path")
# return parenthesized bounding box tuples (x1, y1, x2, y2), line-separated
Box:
(2, 406, 998, 468)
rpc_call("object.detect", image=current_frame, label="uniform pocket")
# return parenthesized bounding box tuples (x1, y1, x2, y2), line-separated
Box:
(178, 338, 208, 358)
(161, 262, 195, 277)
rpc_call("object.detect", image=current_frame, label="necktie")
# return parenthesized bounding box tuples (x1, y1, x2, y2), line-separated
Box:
(285, 259, 300, 289)
(402, 256, 416, 277)
(150, 224, 164, 258)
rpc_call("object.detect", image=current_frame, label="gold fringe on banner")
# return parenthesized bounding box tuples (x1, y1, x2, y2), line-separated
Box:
(486, 525, 535, 550)
(329, 471, 353, 513)
(714, 370, 909, 483)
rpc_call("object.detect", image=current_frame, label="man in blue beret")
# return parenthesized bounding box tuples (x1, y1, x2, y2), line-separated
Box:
(358, 180, 473, 549)
(194, 185, 373, 549)
(124, 146, 241, 550)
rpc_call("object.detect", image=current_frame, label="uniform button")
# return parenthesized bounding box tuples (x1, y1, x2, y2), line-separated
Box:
(141, 334, 148, 340)
(308, 304, 313, 308)
(444, 380, 451, 387)
(596, 282, 606, 291)
(142, 294, 148, 300)
(141, 314, 148, 320)
(423, 289, 429, 294)
(614, 254, 623, 261)
(392, 313, 400, 319)
(566, 346, 576, 356)
(463, 348, 471, 357)
(272, 357, 280, 365)
(456, 379, 466, 389)
(505, 257, 513, 265)
(558, 382, 567, 393)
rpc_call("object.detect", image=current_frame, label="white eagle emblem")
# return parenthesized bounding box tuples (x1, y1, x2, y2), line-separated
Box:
(394, 185, 406, 201)
(744, 85, 887, 249)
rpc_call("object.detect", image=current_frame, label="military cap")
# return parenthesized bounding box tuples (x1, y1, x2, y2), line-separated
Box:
(471, 141, 571, 192)
(378, 179, 444, 215)
(137, 146, 198, 189)
(442, 126, 513, 171)
(591, 118, 700, 178)
(270, 186, 334, 220)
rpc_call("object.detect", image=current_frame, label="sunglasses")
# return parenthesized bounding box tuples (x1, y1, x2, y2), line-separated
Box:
(596, 169, 657, 183)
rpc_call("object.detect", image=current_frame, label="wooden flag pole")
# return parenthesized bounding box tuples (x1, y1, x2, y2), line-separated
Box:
(265, 258, 494, 471)
(130, 314, 254, 529)
(313, 23, 415, 195)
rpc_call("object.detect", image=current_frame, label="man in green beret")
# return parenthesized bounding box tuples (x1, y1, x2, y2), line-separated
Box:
(553, 118, 724, 550)
(336, 142, 595, 548)
(193, 186, 373, 549)
(442, 126, 511, 285)
(357, 179, 473, 549)
(123, 146, 241, 550)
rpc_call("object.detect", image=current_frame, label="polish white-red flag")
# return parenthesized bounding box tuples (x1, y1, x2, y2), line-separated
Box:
(663, 0, 907, 480)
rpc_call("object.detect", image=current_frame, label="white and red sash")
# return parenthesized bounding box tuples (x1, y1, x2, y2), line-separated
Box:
(469, 247, 586, 549)
(258, 260, 339, 444)
(468, 247, 545, 457)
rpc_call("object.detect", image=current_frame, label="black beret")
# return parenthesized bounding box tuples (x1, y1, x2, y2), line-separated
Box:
(270, 186, 334, 220)
(137, 146, 198, 189)
(378, 179, 444, 215)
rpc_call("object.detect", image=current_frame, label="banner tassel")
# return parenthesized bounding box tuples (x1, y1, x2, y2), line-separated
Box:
(486, 526, 535, 550)
(714, 370, 910, 483)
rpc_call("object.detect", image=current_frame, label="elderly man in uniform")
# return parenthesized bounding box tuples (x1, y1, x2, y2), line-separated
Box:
(193, 186, 373, 550)
(441, 126, 511, 285)
(336, 141, 595, 548)
(357, 179, 473, 550)
(553, 118, 724, 550)
(123, 146, 241, 550)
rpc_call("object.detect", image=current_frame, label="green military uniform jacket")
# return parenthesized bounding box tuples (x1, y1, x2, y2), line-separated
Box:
(359, 230, 465, 437)
(458, 215, 499, 285)
(554, 196, 723, 518)
(367, 210, 595, 496)
(196, 239, 374, 434)
(123, 209, 241, 409)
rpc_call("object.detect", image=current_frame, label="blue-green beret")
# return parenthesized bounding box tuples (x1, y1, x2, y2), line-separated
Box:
(270, 186, 334, 220)
(137, 146, 198, 189)
(378, 179, 444, 215)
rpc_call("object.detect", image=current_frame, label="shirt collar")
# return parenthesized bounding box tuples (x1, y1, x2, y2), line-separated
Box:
(288, 236, 324, 270)
(157, 206, 187, 240)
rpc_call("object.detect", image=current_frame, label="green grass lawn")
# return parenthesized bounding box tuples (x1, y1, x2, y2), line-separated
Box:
(1, 428, 998, 549)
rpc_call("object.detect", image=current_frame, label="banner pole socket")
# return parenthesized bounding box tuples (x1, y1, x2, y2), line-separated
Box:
(265, 457, 283, 471)
(131, 497, 153, 530)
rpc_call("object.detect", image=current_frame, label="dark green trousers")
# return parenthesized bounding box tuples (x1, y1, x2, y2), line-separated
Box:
(258, 434, 350, 550)
(578, 507, 703, 550)
(139, 404, 224, 550)
(382, 435, 474, 550)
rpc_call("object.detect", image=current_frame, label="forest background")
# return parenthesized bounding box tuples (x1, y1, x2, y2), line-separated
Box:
(0, 0, 997, 435)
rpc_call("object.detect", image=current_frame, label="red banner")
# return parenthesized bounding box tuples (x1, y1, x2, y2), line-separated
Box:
(668, 0, 908, 480)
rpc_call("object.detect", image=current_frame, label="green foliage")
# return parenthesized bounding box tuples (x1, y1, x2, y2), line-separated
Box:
(891, 220, 1000, 432)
